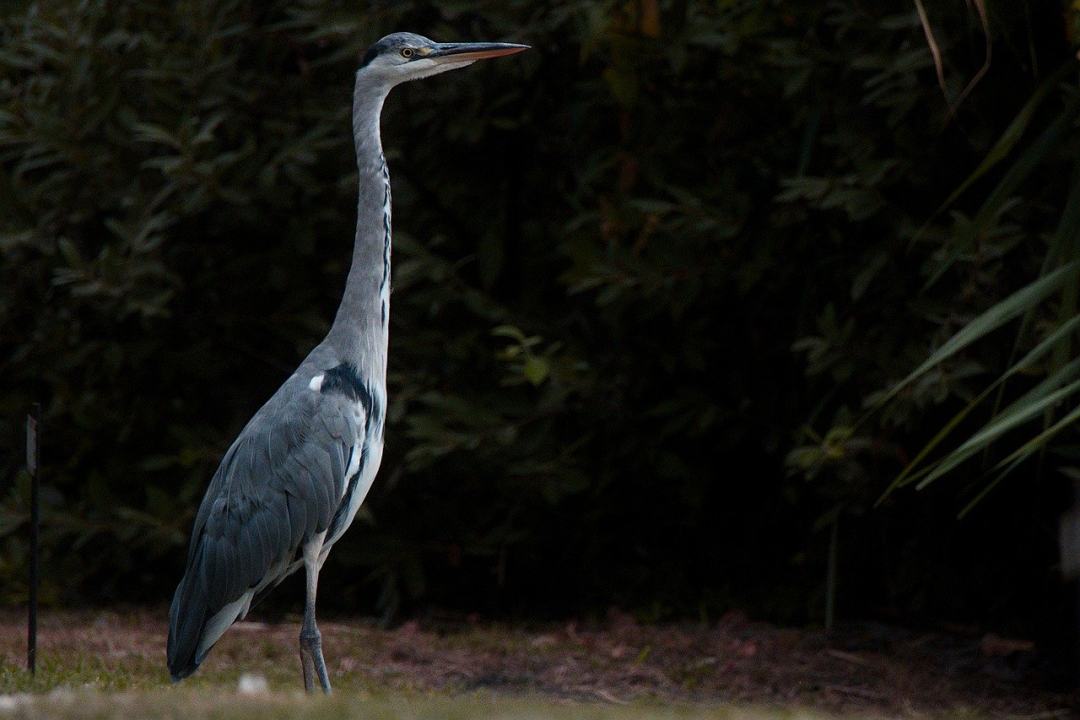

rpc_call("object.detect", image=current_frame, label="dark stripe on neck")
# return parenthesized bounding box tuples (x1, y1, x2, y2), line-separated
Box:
(379, 161, 391, 303)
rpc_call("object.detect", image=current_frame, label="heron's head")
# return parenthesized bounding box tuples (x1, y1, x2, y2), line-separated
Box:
(358, 32, 528, 86)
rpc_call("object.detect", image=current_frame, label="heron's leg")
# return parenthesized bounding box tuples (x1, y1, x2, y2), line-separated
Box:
(298, 533, 331, 695)
(299, 642, 316, 692)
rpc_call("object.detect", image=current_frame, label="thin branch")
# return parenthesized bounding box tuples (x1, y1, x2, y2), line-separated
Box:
(914, 0, 993, 121)
(914, 0, 949, 101)
(949, 0, 992, 119)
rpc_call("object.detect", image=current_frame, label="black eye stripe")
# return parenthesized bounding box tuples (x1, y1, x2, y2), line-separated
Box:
(360, 45, 379, 68)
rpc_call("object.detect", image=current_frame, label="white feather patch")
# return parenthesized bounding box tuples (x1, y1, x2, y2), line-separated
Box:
(308, 374, 324, 392)
(197, 589, 254, 662)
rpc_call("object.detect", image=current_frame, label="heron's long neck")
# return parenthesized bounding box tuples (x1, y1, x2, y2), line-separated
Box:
(327, 74, 392, 377)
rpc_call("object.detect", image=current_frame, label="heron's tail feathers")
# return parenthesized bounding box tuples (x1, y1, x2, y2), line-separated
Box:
(166, 559, 209, 681)
(168, 539, 256, 681)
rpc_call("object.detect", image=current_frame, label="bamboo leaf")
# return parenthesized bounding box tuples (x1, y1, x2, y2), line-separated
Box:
(878, 261, 1079, 407)
(937, 60, 1076, 211)
(915, 372, 1080, 490)
(881, 314, 1080, 500)
(957, 457, 1023, 519)
(987, 402, 1080, 477)
(922, 97, 1080, 290)
(985, 167, 1080, 430)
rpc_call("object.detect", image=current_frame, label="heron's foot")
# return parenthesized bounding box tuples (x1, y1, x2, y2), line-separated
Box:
(299, 628, 332, 695)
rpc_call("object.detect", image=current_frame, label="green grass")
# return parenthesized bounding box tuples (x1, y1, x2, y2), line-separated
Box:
(0, 656, 839, 720)
(0, 689, 847, 720)
(0, 650, 861, 720)
(0, 653, 384, 697)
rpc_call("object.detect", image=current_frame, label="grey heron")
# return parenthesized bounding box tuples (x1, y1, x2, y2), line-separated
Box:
(166, 32, 528, 693)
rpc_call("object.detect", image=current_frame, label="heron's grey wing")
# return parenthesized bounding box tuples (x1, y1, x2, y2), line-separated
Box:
(166, 383, 362, 680)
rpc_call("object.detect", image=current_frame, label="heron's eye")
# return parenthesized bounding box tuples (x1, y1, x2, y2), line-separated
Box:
(400, 48, 414, 58)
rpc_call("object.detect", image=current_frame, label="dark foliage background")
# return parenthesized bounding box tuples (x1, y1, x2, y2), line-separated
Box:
(3, 0, 1080, 644)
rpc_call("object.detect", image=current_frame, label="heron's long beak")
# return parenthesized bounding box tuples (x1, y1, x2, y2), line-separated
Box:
(427, 42, 530, 64)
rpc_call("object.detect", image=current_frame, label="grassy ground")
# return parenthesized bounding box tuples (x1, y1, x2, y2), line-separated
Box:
(0, 690, 845, 720)
(0, 610, 1074, 719)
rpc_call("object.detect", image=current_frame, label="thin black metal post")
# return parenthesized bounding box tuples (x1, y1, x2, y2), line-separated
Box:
(25, 403, 39, 675)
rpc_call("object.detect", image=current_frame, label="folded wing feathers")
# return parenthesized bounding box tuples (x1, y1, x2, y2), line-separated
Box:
(167, 384, 365, 679)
